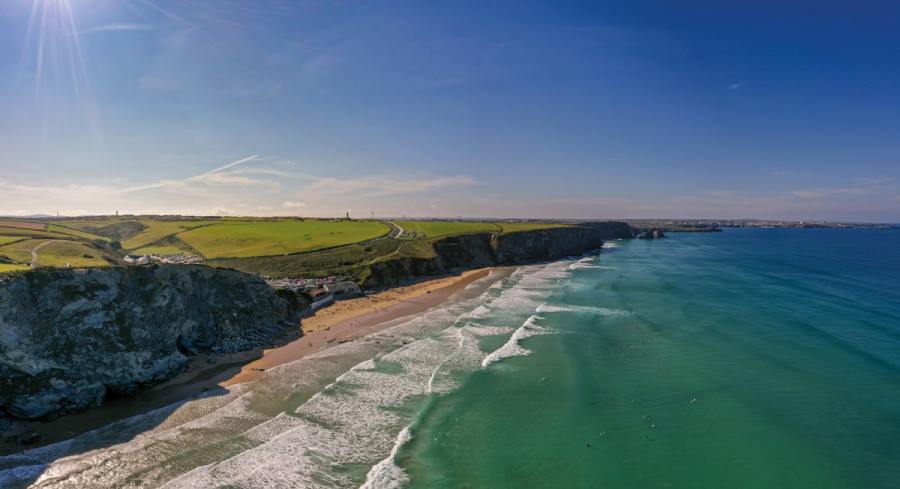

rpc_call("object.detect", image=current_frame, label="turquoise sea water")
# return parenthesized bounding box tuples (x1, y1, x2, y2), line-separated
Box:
(5, 228, 900, 488)
(400, 228, 900, 488)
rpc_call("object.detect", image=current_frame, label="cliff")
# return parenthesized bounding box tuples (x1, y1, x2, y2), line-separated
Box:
(0, 265, 303, 420)
(365, 222, 632, 288)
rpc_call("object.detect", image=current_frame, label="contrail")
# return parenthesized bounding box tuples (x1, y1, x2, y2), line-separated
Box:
(194, 154, 261, 179)
(119, 155, 261, 193)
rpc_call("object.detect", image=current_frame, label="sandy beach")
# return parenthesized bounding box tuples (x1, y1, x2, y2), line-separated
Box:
(224, 267, 496, 385)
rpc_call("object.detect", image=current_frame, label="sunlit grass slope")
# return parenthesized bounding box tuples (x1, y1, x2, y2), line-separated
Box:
(396, 221, 567, 239)
(396, 221, 500, 239)
(0, 236, 25, 246)
(0, 239, 47, 263)
(179, 219, 390, 258)
(0, 264, 29, 273)
(122, 219, 220, 249)
(497, 222, 571, 233)
(34, 241, 111, 267)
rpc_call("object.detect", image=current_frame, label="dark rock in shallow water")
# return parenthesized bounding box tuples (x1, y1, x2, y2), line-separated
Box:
(0, 265, 304, 420)
(637, 228, 666, 239)
(18, 432, 41, 445)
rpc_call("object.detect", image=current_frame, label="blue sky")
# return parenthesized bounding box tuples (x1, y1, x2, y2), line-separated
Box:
(1, 0, 898, 221)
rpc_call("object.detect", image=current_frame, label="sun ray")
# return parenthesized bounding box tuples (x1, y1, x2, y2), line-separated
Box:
(22, 0, 107, 161)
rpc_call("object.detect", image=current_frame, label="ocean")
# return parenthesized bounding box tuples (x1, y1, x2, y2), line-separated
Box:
(5, 228, 900, 488)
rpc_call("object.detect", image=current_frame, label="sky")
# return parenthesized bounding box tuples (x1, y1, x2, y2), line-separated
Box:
(0, 0, 899, 221)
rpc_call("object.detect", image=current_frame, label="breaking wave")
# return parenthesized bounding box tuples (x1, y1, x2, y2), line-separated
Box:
(536, 303, 632, 316)
(481, 314, 549, 367)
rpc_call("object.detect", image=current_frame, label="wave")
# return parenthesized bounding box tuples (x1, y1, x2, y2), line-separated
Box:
(481, 315, 548, 367)
(569, 256, 618, 270)
(359, 426, 412, 489)
(536, 303, 631, 317)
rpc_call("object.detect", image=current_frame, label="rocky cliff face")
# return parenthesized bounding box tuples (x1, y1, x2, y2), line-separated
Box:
(492, 226, 605, 264)
(365, 222, 633, 288)
(0, 265, 302, 420)
(577, 221, 635, 240)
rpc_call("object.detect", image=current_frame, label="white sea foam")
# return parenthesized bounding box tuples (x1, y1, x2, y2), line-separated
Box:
(465, 304, 491, 318)
(536, 303, 632, 316)
(569, 256, 619, 270)
(161, 289, 509, 488)
(465, 323, 515, 336)
(602, 241, 619, 249)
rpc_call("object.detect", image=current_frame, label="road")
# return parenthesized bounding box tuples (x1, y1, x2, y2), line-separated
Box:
(387, 221, 405, 239)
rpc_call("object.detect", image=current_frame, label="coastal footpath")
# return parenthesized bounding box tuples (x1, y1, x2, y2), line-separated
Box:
(0, 222, 633, 423)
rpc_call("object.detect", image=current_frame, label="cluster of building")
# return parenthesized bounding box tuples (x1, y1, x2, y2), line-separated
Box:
(267, 276, 363, 313)
(123, 254, 204, 265)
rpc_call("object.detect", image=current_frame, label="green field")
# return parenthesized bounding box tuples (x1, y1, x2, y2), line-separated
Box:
(122, 219, 220, 249)
(497, 222, 570, 233)
(50, 219, 124, 233)
(397, 221, 500, 239)
(0, 220, 46, 231)
(0, 264, 29, 273)
(0, 239, 47, 263)
(0, 238, 111, 267)
(48, 224, 108, 242)
(179, 219, 391, 258)
(0, 226, 71, 239)
(34, 240, 111, 267)
(0, 236, 25, 246)
(133, 244, 189, 256)
(396, 220, 565, 239)
(0, 216, 580, 280)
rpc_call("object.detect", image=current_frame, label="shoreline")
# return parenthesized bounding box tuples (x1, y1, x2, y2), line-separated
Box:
(0, 267, 500, 454)
(225, 267, 497, 385)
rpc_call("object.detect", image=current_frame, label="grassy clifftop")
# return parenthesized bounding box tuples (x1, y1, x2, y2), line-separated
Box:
(0, 216, 622, 282)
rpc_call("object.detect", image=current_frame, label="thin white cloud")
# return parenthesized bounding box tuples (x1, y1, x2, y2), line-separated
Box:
(0, 157, 481, 218)
(303, 175, 478, 199)
(84, 23, 153, 34)
(792, 177, 893, 200)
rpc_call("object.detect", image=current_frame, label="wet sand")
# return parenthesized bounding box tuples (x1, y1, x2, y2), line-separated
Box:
(0, 268, 498, 454)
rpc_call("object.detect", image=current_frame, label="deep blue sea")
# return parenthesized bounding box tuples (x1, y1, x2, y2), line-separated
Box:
(5, 228, 899, 488)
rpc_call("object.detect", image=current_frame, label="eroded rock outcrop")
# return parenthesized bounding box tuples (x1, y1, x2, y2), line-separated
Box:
(0, 265, 302, 420)
(637, 228, 666, 239)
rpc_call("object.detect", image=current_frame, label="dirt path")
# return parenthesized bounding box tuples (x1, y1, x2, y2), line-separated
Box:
(29, 240, 51, 267)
